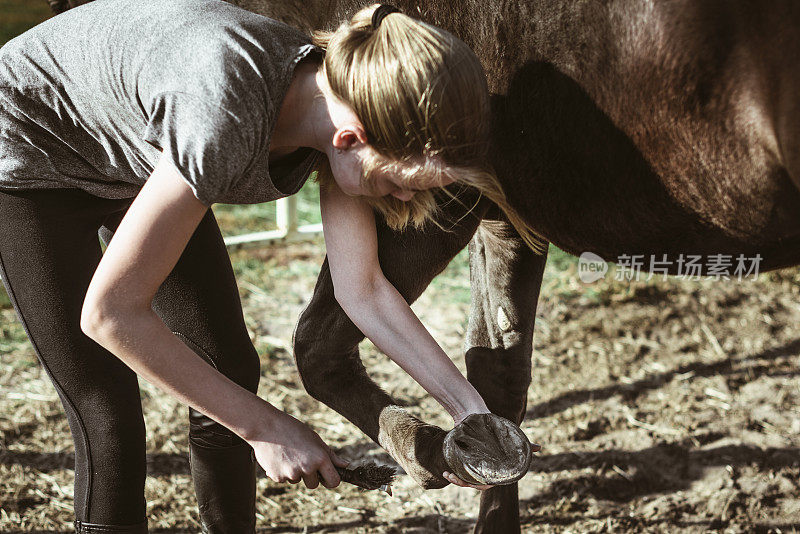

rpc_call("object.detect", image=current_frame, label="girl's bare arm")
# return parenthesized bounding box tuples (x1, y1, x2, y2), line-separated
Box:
(319, 180, 490, 424)
(81, 153, 344, 489)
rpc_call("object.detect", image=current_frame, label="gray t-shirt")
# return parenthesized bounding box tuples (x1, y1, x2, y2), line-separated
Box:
(0, 0, 321, 205)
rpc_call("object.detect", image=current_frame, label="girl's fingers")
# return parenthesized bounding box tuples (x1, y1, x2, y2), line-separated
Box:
(303, 471, 320, 489)
(318, 460, 342, 489)
(326, 445, 350, 468)
(331, 452, 350, 468)
(443, 471, 493, 490)
(443, 471, 467, 487)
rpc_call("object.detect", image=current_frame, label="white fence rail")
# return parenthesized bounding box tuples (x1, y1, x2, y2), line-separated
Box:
(223, 196, 323, 249)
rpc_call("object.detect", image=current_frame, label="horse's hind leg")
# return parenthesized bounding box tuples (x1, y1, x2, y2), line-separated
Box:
(294, 194, 488, 488)
(466, 212, 547, 534)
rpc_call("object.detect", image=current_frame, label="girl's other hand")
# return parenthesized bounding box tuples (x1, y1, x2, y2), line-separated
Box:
(451, 405, 492, 426)
(443, 471, 494, 490)
(247, 410, 348, 489)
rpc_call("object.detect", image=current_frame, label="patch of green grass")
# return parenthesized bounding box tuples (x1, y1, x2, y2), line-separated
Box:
(545, 244, 578, 271)
(234, 250, 321, 284)
(0, 308, 30, 354)
(427, 248, 470, 305)
(213, 181, 321, 237)
(0, 0, 51, 47)
(0, 286, 10, 309)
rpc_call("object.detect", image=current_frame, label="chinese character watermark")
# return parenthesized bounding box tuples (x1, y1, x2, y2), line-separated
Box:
(578, 253, 762, 284)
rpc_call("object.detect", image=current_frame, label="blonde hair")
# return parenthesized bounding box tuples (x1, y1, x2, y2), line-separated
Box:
(313, 4, 545, 252)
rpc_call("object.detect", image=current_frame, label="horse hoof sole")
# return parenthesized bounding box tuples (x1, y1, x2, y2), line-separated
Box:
(443, 413, 532, 485)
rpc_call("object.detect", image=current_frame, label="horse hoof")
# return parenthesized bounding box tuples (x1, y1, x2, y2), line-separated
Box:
(377, 405, 450, 489)
(442, 413, 532, 485)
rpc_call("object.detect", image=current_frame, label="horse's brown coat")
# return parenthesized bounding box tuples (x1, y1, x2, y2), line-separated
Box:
(286, 3, 800, 533)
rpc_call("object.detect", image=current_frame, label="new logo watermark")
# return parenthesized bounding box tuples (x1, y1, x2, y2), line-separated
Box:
(578, 252, 608, 283)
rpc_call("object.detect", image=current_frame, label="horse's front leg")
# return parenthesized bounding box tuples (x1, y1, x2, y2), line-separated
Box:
(466, 211, 547, 534)
(294, 196, 489, 489)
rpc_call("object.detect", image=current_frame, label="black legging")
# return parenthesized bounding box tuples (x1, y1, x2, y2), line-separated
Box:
(0, 187, 260, 532)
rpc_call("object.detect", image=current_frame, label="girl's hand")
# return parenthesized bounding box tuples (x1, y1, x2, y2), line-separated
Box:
(451, 406, 492, 426)
(248, 410, 349, 489)
(443, 471, 494, 490)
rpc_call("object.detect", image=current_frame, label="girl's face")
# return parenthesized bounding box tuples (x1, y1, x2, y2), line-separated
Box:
(328, 144, 454, 200)
(319, 72, 453, 200)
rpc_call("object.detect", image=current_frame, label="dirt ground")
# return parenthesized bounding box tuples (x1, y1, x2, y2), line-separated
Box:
(1, 242, 799, 533)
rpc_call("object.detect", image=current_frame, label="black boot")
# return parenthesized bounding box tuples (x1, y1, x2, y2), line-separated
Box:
(189, 439, 257, 534)
(74, 520, 147, 533)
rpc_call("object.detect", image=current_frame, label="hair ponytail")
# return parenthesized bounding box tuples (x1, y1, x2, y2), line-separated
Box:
(313, 4, 545, 252)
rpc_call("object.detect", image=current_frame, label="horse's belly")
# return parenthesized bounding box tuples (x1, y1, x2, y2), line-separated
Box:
(550, 159, 800, 272)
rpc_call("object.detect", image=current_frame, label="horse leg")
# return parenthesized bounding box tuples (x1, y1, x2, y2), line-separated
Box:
(294, 195, 492, 489)
(465, 211, 547, 534)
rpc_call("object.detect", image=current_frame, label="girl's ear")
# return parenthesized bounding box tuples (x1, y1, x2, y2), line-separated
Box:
(332, 125, 368, 151)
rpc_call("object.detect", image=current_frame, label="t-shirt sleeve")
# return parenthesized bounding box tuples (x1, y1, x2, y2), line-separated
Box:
(142, 91, 256, 206)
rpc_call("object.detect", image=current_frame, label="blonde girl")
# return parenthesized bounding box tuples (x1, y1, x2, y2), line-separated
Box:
(0, 1, 535, 532)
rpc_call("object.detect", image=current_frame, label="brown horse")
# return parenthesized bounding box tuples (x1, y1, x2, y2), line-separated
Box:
(48, 0, 800, 532)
